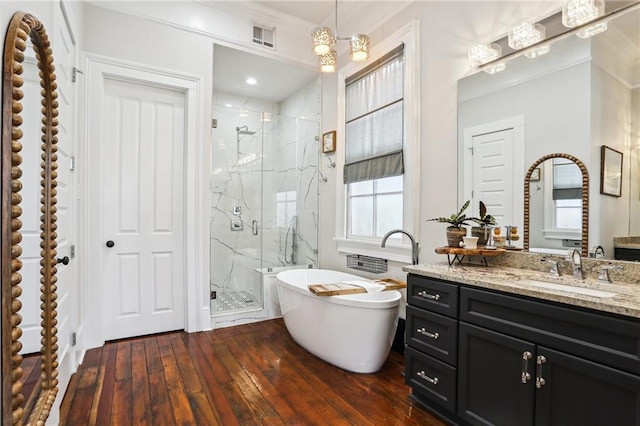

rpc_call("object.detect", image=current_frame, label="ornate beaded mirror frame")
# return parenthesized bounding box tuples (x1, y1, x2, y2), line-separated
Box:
(523, 153, 589, 258)
(2, 12, 59, 425)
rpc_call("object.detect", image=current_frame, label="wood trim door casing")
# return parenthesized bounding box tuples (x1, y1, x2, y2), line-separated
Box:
(83, 53, 209, 350)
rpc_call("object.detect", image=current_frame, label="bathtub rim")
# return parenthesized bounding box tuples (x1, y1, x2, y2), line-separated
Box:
(276, 269, 401, 309)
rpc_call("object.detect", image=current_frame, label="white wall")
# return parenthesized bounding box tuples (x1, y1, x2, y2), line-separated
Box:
(631, 88, 640, 235)
(590, 62, 632, 255)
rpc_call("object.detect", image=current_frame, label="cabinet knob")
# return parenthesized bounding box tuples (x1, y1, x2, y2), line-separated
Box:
(106, 240, 115, 248)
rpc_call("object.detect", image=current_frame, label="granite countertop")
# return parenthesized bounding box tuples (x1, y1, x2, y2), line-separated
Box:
(614, 236, 640, 249)
(403, 262, 640, 319)
(614, 243, 640, 249)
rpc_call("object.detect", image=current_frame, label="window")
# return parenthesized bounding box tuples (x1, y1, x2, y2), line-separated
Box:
(345, 45, 404, 241)
(552, 159, 582, 230)
(542, 158, 582, 241)
(347, 176, 403, 238)
(276, 191, 296, 228)
(333, 21, 419, 263)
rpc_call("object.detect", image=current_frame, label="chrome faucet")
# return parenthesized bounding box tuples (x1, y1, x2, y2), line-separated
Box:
(381, 229, 419, 265)
(567, 248, 583, 279)
(541, 257, 561, 277)
(590, 245, 605, 258)
(597, 265, 624, 284)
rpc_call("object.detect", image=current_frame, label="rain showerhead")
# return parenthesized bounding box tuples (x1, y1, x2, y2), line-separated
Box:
(236, 125, 256, 136)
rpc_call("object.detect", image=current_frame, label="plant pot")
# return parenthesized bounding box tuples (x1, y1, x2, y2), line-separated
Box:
(446, 226, 467, 248)
(471, 226, 491, 246)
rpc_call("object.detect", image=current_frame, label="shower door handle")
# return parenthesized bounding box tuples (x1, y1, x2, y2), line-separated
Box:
(252, 220, 258, 236)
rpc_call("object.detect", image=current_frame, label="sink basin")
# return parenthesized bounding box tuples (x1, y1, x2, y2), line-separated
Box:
(518, 279, 617, 298)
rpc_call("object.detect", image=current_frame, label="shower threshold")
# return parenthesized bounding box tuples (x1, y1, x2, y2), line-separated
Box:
(212, 290, 261, 316)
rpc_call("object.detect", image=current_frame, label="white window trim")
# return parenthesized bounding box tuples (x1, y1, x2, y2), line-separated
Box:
(334, 20, 421, 264)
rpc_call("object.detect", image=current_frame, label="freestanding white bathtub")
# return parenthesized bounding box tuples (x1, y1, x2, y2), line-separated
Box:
(276, 269, 401, 373)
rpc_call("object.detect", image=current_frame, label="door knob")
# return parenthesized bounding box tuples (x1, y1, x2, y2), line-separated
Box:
(106, 240, 115, 248)
(56, 256, 69, 265)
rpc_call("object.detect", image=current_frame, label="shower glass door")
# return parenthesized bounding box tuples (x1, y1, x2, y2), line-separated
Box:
(210, 101, 320, 318)
(210, 106, 265, 315)
(261, 115, 320, 269)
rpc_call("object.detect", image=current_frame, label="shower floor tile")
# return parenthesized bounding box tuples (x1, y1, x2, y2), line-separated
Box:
(212, 290, 261, 313)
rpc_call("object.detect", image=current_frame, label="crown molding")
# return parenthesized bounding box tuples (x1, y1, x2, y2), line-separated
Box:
(196, 0, 318, 32)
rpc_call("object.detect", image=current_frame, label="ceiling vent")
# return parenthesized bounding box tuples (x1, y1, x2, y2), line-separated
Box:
(252, 23, 275, 49)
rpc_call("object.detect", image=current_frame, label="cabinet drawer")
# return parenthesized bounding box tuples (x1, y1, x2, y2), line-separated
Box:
(405, 346, 456, 413)
(408, 275, 458, 317)
(407, 305, 458, 365)
(460, 286, 640, 375)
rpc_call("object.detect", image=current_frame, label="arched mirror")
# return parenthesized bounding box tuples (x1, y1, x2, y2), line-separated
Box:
(524, 153, 589, 257)
(2, 12, 59, 425)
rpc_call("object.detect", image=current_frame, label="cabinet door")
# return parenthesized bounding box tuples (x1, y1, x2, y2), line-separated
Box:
(535, 346, 640, 426)
(458, 322, 536, 426)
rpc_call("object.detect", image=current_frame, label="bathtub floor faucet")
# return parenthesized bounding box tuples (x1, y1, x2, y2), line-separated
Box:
(381, 229, 419, 265)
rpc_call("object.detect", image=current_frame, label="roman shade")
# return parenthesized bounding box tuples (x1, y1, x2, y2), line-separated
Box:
(553, 159, 582, 200)
(344, 44, 404, 184)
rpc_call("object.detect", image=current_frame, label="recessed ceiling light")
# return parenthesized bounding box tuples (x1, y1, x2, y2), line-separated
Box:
(225, 103, 233, 108)
(246, 77, 258, 85)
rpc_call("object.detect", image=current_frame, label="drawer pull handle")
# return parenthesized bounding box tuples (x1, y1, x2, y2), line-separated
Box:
(536, 355, 546, 388)
(417, 328, 439, 339)
(521, 351, 532, 383)
(417, 291, 440, 300)
(417, 371, 439, 385)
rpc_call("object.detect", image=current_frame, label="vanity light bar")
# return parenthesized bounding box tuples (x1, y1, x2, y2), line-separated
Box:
(472, 1, 640, 74)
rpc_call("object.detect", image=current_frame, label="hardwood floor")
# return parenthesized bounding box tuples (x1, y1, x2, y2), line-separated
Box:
(59, 319, 445, 425)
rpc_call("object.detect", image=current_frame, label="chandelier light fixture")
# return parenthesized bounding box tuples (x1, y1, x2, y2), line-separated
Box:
(562, 0, 608, 38)
(320, 49, 338, 73)
(508, 19, 550, 58)
(311, 0, 370, 72)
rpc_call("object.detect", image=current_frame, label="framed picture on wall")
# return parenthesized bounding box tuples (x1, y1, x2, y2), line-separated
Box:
(322, 130, 336, 153)
(600, 145, 623, 197)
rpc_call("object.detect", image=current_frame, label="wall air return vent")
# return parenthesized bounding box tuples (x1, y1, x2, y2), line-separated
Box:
(252, 23, 275, 49)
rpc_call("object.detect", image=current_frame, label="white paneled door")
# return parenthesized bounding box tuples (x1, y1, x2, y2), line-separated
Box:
(19, 48, 46, 354)
(471, 129, 514, 226)
(101, 78, 186, 340)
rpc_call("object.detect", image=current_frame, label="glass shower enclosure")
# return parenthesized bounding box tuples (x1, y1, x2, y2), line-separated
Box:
(209, 87, 320, 327)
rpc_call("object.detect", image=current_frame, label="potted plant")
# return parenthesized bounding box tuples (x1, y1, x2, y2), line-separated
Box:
(428, 200, 473, 247)
(470, 201, 497, 246)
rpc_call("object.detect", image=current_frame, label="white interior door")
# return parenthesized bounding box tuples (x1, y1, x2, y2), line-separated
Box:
(18, 49, 42, 355)
(53, 1, 79, 371)
(471, 129, 514, 226)
(101, 78, 186, 340)
(463, 117, 525, 231)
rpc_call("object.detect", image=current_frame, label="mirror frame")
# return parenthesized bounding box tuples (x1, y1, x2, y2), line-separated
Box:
(2, 12, 59, 425)
(523, 153, 589, 257)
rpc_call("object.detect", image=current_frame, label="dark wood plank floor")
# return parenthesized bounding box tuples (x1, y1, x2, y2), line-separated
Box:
(59, 319, 445, 425)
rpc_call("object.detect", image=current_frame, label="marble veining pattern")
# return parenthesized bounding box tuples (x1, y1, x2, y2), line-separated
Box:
(210, 79, 320, 306)
(404, 260, 640, 318)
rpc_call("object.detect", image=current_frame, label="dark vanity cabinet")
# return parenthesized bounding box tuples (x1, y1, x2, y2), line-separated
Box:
(405, 276, 460, 418)
(406, 274, 640, 426)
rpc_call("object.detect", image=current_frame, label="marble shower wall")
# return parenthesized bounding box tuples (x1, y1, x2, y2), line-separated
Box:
(210, 78, 320, 296)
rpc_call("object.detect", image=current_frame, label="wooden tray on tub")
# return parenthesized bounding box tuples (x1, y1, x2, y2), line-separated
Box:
(308, 278, 406, 296)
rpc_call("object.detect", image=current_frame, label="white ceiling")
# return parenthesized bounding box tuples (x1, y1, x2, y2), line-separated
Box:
(250, 1, 336, 24)
(213, 44, 318, 102)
